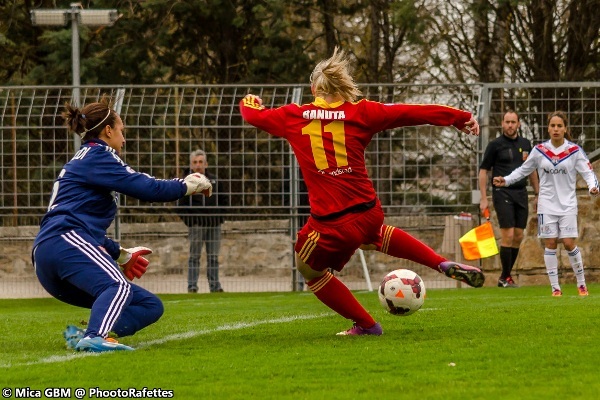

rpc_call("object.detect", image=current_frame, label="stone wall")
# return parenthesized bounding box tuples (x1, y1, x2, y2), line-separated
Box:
(2, 192, 599, 288)
(494, 191, 600, 285)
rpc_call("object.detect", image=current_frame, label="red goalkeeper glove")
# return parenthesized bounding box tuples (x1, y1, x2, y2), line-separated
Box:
(117, 246, 152, 280)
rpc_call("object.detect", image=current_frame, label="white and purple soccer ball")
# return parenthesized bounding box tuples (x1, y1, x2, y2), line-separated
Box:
(378, 269, 426, 316)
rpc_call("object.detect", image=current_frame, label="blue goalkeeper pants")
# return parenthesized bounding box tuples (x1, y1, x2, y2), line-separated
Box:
(32, 230, 163, 339)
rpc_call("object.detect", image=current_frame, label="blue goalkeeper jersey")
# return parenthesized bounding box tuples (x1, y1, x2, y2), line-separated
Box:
(34, 139, 187, 258)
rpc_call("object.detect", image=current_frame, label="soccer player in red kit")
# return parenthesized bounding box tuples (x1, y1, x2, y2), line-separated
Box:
(240, 48, 485, 336)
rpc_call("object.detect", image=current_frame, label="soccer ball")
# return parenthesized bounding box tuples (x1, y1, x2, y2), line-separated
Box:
(378, 269, 426, 316)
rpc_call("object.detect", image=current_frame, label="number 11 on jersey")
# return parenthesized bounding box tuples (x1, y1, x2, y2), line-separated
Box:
(301, 120, 348, 170)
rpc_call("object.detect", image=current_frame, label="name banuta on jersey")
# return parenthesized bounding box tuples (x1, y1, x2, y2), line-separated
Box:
(302, 110, 346, 120)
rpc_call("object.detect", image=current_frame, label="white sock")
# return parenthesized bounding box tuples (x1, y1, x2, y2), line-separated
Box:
(544, 248, 560, 291)
(567, 246, 586, 287)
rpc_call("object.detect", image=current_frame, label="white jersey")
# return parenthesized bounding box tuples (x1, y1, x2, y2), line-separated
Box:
(504, 140, 598, 215)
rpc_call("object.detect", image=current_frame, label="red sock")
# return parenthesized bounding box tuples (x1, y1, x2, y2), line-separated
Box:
(379, 225, 445, 270)
(307, 271, 375, 328)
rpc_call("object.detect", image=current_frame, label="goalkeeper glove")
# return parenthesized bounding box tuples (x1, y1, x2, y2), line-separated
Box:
(117, 246, 152, 280)
(184, 173, 213, 197)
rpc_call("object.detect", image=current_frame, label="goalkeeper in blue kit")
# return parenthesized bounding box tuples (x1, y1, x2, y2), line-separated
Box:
(32, 97, 212, 352)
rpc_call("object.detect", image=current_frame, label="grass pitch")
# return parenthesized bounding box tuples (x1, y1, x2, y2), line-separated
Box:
(1, 284, 598, 399)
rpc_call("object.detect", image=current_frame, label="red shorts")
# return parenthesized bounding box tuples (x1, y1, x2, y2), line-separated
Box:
(295, 201, 385, 272)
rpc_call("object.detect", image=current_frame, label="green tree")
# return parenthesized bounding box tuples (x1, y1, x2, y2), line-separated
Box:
(429, 0, 600, 83)
(4, 0, 315, 85)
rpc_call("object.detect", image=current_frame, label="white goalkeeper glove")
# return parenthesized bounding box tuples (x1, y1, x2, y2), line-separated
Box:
(184, 173, 213, 197)
(117, 246, 152, 280)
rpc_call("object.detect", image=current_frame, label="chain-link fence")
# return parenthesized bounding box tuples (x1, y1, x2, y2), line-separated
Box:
(1, 82, 599, 297)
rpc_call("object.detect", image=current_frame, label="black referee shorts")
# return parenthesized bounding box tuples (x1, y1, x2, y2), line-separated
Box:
(492, 188, 529, 229)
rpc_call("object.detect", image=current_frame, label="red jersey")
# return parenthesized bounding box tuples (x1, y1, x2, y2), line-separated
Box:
(240, 96, 472, 218)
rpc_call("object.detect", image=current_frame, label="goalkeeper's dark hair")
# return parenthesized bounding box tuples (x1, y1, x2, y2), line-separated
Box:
(547, 110, 573, 141)
(310, 47, 362, 102)
(63, 94, 117, 141)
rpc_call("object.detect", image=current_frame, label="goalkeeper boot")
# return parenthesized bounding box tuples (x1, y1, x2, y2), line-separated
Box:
(578, 285, 589, 296)
(552, 288, 563, 297)
(75, 337, 134, 353)
(438, 261, 485, 288)
(336, 322, 383, 336)
(63, 325, 85, 350)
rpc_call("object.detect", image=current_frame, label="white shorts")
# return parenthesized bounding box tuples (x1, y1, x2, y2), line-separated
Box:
(537, 214, 578, 239)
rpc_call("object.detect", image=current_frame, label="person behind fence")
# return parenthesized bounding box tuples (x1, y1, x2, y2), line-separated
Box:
(239, 47, 485, 336)
(177, 149, 226, 293)
(493, 111, 599, 297)
(284, 169, 310, 291)
(479, 110, 540, 288)
(32, 97, 212, 353)
(295, 175, 310, 291)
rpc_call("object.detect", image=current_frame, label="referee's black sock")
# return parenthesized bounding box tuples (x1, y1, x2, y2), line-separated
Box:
(500, 246, 512, 279)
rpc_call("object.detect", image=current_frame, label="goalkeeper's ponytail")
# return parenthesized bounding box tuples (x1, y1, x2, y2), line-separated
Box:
(63, 94, 116, 141)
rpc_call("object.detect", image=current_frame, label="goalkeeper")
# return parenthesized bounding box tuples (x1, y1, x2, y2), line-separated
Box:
(32, 97, 212, 353)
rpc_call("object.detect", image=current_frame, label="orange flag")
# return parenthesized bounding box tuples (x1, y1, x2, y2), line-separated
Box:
(459, 210, 499, 260)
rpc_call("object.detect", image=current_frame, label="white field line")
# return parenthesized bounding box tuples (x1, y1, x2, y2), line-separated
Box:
(0, 313, 331, 368)
(139, 313, 330, 348)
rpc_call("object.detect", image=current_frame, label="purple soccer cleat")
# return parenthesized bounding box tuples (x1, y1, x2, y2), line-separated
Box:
(438, 261, 485, 288)
(336, 322, 383, 336)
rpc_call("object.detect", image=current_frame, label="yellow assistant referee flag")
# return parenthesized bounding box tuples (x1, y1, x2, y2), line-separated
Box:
(459, 221, 499, 260)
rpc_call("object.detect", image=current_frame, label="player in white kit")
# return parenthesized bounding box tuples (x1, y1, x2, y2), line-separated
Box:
(493, 111, 599, 296)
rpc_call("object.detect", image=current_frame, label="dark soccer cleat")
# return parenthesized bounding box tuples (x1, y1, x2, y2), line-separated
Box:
(505, 276, 519, 287)
(63, 325, 85, 350)
(439, 261, 485, 288)
(498, 276, 519, 288)
(336, 322, 383, 336)
(75, 337, 134, 353)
